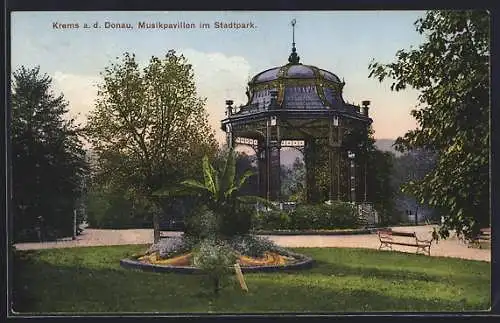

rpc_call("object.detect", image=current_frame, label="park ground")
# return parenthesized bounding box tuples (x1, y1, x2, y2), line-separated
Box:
(14, 225, 490, 262)
(12, 225, 491, 313)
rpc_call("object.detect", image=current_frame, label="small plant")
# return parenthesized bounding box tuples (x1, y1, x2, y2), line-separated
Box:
(193, 238, 237, 295)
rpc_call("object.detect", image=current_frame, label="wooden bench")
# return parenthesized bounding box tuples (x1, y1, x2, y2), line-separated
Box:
(377, 229, 433, 256)
(468, 228, 491, 249)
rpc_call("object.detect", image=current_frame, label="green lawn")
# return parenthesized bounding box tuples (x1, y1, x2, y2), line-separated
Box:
(12, 245, 490, 313)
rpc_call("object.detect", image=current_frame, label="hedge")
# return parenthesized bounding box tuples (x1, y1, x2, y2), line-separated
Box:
(252, 202, 364, 231)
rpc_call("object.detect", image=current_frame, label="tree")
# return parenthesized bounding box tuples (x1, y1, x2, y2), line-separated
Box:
(391, 149, 438, 224)
(85, 51, 218, 243)
(369, 10, 489, 238)
(341, 123, 396, 221)
(235, 152, 259, 197)
(366, 149, 397, 224)
(281, 157, 306, 202)
(11, 66, 88, 242)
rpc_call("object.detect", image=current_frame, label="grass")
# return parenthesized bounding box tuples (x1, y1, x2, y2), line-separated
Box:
(12, 245, 490, 314)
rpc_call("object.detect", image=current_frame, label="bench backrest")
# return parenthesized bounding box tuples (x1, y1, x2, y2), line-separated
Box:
(377, 230, 393, 239)
(479, 228, 491, 240)
(392, 231, 417, 238)
(377, 230, 416, 238)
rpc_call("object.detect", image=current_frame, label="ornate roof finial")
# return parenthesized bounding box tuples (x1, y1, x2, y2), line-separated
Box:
(288, 18, 300, 64)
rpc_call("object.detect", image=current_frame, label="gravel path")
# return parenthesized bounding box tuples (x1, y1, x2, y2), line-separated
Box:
(14, 225, 490, 262)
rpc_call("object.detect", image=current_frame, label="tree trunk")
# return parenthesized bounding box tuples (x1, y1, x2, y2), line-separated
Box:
(149, 190, 162, 243)
(153, 212, 160, 243)
(213, 277, 220, 295)
(415, 204, 419, 226)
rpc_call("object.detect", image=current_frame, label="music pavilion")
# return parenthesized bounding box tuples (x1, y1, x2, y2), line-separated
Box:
(221, 20, 373, 204)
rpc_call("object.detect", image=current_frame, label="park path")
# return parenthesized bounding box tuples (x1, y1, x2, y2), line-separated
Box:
(14, 225, 490, 262)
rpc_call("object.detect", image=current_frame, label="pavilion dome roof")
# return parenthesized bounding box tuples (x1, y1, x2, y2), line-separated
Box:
(244, 47, 347, 111)
(222, 21, 371, 127)
(250, 64, 342, 84)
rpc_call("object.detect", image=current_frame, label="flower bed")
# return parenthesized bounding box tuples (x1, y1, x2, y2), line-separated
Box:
(138, 251, 296, 267)
(120, 235, 314, 274)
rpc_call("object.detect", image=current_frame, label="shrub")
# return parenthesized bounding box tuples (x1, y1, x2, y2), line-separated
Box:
(253, 209, 291, 230)
(250, 202, 363, 231)
(230, 201, 363, 232)
(321, 202, 361, 229)
(228, 234, 281, 258)
(183, 206, 219, 241)
(289, 205, 318, 230)
(219, 203, 255, 237)
(193, 238, 237, 295)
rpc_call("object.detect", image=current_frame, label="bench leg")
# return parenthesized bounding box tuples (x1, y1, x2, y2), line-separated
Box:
(379, 242, 392, 251)
(468, 240, 480, 248)
(416, 245, 431, 256)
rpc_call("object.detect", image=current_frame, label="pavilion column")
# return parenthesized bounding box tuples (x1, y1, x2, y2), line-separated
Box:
(226, 128, 234, 149)
(272, 121, 282, 201)
(305, 138, 319, 203)
(356, 151, 367, 203)
(348, 151, 356, 202)
(305, 140, 311, 202)
(329, 118, 335, 201)
(264, 115, 281, 201)
(265, 120, 271, 201)
(364, 159, 368, 202)
(225, 100, 235, 149)
(361, 100, 371, 203)
(329, 115, 342, 201)
(337, 149, 342, 201)
(257, 144, 267, 199)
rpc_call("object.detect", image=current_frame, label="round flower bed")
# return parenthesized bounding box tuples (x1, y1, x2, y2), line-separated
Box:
(120, 235, 314, 274)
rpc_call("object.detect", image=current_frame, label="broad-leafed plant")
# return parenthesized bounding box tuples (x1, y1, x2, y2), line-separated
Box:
(155, 148, 272, 238)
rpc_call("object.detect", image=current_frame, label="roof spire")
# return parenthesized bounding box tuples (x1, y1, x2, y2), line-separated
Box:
(288, 18, 300, 64)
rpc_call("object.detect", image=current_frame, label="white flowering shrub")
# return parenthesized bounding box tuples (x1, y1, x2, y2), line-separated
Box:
(145, 237, 187, 259)
(193, 238, 237, 295)
(228, 235, 283, 257)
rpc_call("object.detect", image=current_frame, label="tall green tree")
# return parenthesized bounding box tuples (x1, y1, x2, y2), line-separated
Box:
(366, 149, 397, 224)
(11, 66, 88, 242)
(281, 157, 306, 202)
(369, 10, 489, 238)
(391, 149, 438, 224)
(235, 152, 259, 196)
(342, 124, 396, 219)
(85, 51, 218, 242)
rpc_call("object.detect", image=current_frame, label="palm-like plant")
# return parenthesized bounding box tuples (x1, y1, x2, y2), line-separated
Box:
(184, 150, 252, 207)
(155, 148, 270, 238)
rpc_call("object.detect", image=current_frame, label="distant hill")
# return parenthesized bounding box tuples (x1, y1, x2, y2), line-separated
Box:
(374, 139, 402, 157)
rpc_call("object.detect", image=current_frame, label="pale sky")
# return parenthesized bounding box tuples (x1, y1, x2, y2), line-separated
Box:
(11, 11, 425, 143)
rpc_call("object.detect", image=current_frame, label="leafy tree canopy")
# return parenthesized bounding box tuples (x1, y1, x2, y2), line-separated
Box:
(368, 10, 490, 238)
(85, 50, 218, 242)
(11, 66, 88, 242)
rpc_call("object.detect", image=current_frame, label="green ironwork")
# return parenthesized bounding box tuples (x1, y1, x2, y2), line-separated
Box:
(221, 20, 372, 203)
